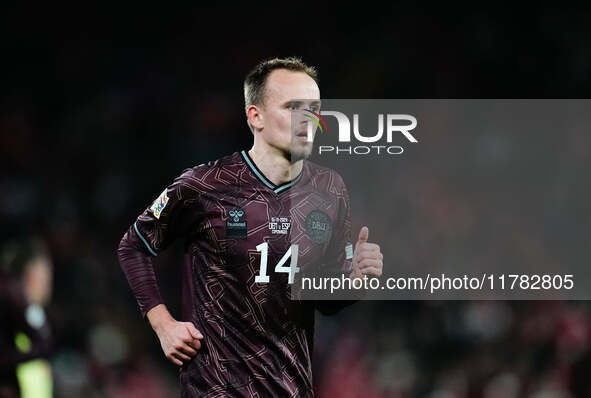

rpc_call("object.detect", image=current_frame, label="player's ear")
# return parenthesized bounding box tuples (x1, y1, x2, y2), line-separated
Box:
(247, 105, 264, 132)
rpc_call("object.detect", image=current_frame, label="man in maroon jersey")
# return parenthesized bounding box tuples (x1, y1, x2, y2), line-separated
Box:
(117, 57, 383, 397)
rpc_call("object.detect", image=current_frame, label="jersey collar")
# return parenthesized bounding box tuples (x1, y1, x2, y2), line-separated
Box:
(240, 150, 303, 194)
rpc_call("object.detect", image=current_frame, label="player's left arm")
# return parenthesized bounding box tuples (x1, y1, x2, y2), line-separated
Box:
(314, 174, 383, 315)
(329, 174, 383, 282)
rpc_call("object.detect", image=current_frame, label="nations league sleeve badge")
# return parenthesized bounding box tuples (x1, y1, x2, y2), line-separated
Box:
(226, 208, 247, 238)
(305, 210, 332, 244)
(150, 189, 169, 219)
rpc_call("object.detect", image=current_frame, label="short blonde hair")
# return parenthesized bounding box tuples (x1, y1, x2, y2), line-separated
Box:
(243, 56, 318, 133)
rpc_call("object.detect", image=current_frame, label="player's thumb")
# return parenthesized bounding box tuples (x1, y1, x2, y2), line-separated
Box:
(357, 226, 369, 244)
(185, 322, 203, 340)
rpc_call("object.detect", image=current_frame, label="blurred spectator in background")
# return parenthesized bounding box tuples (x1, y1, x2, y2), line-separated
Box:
(0, 238, 54, 398)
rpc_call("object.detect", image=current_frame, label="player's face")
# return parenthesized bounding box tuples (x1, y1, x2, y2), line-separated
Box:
(260, 69, 320, 162)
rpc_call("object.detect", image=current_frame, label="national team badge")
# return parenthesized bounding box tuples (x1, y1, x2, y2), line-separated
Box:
(227, 208, 247, 238)
(150, 189, 169, 219)
(305, 210, 332, 244)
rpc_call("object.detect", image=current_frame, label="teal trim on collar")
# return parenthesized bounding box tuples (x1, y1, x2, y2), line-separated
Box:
(240, 150, 303, 194)
(240, 150, 275, 190)
(274, 172, 303, 193)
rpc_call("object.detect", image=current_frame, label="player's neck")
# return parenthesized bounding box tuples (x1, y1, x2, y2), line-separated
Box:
(247, 147, 303, 186)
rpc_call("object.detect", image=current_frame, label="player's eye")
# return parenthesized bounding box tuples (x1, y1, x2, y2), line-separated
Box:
(287, 103, 298, 111)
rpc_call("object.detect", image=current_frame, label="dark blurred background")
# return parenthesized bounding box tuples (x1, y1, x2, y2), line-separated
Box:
(2, 5, 591, 397)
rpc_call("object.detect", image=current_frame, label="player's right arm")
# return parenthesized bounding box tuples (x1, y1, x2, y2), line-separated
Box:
(117, 167, 204, 366)
(146, 304, 203, 366)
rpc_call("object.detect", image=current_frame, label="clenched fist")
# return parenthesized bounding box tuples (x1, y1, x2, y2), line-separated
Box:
(156, 320, 203, 366)
(147, 304, 204, 367)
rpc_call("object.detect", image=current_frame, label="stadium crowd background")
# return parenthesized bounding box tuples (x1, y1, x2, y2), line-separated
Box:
(2, 5, 591, 397)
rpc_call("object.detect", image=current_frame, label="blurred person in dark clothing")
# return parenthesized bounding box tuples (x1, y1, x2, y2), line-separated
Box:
(0, 238, 54, 398)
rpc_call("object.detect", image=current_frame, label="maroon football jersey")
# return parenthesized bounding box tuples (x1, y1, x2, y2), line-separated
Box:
(117, 150, 353, 397)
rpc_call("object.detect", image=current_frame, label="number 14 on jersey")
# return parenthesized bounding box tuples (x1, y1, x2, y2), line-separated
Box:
(255, 242, 300, 284)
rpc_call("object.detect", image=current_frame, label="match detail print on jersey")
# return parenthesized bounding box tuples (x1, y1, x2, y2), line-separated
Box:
(269, 216, 291, 234)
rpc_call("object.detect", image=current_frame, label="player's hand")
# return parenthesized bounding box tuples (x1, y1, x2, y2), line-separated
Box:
(155, 319, 204, 367)
(350, 226, 383, 280)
